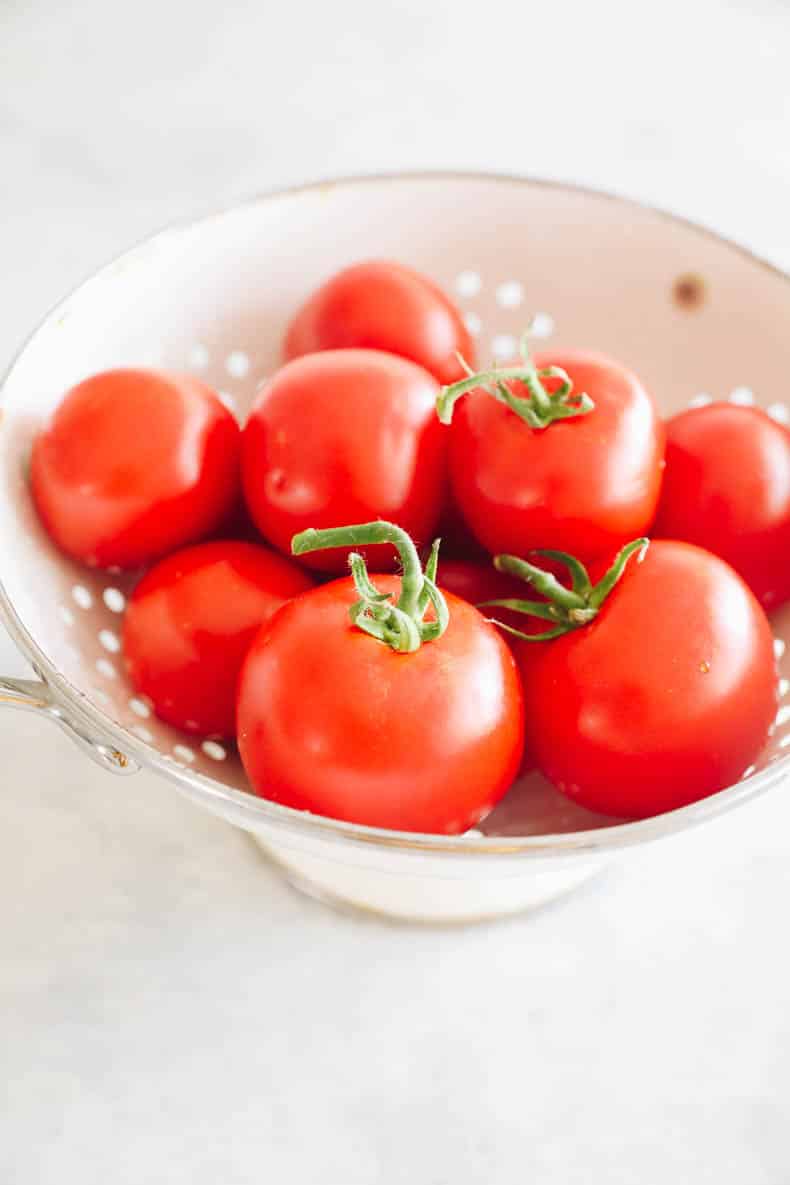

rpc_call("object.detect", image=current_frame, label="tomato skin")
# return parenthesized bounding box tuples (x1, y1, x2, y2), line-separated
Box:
(123, 541, 313, 738)
(237, 578, 525, 833)
(515, 540, 777, 819)
(653, 403, 790, 610)
(436, 498, 491, 562)
(284, 260, 475, 385)
(30, 369, 240, 569)
(449, 351, 665, 562)
(242, 350, 447, 573)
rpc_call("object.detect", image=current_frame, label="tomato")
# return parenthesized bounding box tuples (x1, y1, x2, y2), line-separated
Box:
(237, 522, 524, 834)
(30, 369, 240, 569)
(284, 260, 474, 385)
(123, 540, 313, 738)
(504, 539, 777, 819)
(439, 344, 665, 562)
(653, 403, 790, 610)
(242, 350, 446, 573)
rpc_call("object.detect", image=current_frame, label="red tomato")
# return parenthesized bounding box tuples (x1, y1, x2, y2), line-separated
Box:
(443, 350, 664, 562)
(514, 540, 777, 819)
(237, 576, 524, 833)
(653, 403, 790, 610)
(284, 260, 474, 385)
(123, 541, 313, 738)
(242, 350, 446, 573)
(31, 369, 240, 569)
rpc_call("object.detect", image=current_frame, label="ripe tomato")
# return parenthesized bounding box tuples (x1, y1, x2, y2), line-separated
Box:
(439, 345, 665, 562)
(284, 260, 474, 385)
(237, 522, 524, 834)
(508, 540, 777, 819)
(242, 350, 446, 573)
(123, 540, 312, 738)
(653, 403, 790, 610)
(31, 369, 240, 569)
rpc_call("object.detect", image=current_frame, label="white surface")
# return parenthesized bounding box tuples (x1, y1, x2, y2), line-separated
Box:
(2, 0, 790, 1180)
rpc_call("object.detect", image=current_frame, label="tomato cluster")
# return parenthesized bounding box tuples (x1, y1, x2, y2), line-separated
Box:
(30, 260, 786, 831)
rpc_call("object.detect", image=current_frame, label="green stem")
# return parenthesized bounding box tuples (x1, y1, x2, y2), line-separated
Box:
(437, 324, 594, 430)
(529, 548, 592, 597)
(293, 521, 422, 616)
(587, 538, 650, 609)
(291, 520, 449, 654)
(418, 538, 441, 615)
(348, 553, 391, 603)
(493, 554, 586, 612)
(486, 539, 649, 642)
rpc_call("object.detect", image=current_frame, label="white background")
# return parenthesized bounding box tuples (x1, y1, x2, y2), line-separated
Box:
(2, 1, 790, 1181)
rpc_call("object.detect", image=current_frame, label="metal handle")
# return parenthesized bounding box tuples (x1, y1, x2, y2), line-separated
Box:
(0, 674, 139, 776)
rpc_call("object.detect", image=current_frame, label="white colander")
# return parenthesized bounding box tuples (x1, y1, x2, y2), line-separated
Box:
(1, 173, 788, 923)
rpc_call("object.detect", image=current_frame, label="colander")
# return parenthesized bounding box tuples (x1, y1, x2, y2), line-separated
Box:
(1, 172, 788, 923)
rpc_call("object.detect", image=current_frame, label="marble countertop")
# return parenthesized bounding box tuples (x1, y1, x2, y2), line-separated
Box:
(2, 0, 790, 1180)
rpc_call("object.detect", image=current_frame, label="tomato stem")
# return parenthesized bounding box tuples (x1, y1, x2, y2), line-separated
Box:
(482, 538, 649, 641)
(437, 325, 594, 429)
(291, 520, 449, 653)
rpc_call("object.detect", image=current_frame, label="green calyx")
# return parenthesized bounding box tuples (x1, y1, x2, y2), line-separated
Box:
(437, 322, 594, 429)
(481, 538, 649, 642)
(291, 520, 449, 654)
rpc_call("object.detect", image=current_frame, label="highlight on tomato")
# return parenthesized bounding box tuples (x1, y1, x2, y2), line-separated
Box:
(437, 330, 665, 563)
(31, 369, 241, 569)
(237, 521, 525, 834)
(653, 402, 790, 611)
(284, 260, 475, 385)
(123, 540, 313, 738)
(484, 538, 777, 819)
(242, 349, 447, 574)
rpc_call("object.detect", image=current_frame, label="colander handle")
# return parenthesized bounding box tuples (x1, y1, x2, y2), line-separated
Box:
(0, 674, 139, 776)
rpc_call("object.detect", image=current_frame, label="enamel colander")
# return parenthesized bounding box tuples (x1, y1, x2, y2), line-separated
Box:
(1, 173, 788, 923)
